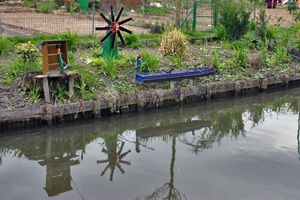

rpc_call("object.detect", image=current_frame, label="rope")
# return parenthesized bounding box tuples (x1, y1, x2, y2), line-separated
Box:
(107, 54, 156, 88)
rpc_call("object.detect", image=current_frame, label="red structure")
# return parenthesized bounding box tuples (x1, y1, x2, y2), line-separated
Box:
(266, 0, 277, 8)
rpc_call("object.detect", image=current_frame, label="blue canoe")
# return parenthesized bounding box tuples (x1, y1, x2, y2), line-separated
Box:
(136, 67, 215, 84)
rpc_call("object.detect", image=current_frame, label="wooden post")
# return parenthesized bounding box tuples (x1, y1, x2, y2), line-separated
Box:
(43, 77, 51, 103)
(68, 75, 75, 98)
(176, 0, 180, 28)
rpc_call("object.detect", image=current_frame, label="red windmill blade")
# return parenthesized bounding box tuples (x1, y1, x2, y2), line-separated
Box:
(95, 4, 132, 49)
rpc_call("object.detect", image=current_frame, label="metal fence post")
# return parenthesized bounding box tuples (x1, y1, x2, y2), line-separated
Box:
(92, 3, 95, 36)
(193, 2, 196, 32)
(143, 0, 144, 16)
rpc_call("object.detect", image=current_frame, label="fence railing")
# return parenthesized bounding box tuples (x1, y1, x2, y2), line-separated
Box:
(0, 0, 216, 36)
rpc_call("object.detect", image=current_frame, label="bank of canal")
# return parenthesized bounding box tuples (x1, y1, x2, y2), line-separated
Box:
(1, 72, 300, 130)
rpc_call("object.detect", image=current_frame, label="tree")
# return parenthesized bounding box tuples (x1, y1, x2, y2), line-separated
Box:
(219, 0, 253, 40)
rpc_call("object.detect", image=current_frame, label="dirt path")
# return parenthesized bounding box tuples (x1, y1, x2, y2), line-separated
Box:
(0, 4, 296, 36)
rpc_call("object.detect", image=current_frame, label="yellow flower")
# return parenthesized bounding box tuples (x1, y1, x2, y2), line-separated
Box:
(5, 73, 8, 76)
(28, 41, 31, 44)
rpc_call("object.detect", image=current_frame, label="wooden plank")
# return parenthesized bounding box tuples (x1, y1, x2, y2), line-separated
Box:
(68, 75, 75, 98)
(61, 42, 68, 64)
(35, 71, 79, 78)
(47, 45, 57, 54)
(42, 42, 49, 75)
(49, 64, 60, 70)
(43, 77, 50, 103)
(48, 54, 59, 64)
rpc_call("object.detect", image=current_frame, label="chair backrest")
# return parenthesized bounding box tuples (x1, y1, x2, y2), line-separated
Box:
(41, 40, 68, 75)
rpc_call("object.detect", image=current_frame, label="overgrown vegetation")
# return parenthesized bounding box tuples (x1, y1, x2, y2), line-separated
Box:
(218, 0, 252, 40)
(0, 2, 300, 109)
(159, 29, 189, 58)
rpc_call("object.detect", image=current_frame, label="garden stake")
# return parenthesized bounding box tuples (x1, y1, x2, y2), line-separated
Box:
(107, 54, 156, 88)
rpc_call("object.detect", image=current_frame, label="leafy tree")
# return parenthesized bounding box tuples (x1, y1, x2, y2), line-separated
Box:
(219, 0, 253, 40)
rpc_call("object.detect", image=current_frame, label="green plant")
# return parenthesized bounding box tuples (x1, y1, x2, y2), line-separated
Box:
(215, 25, 229, 41)
(234, 47, 248, 68)
(275, 44, 292, 63)
(256, 7, 269, 39)
(159, 29, 189, 58)
(266, 26, 278, 39)
(167, 55, 185, 69)
(249, 19, 256, 31)
(91, 46, 103, 57)
(52, 81, 70, 105)
(123, 31, 143, 49)
(0, 36, 10, 55)
(257, 37, 269, 63)
(219, 0, 252, 40)
(57, 30, 80, 51)
(135, 6, 172, 15)
(24, 80, 41, 105)
(14, 41, 41, 60)
(139, 50, 161, 72)
(6, 57, 42, 79)
(213, 50, 222, 72)
(232, 40, 247, 50)
(75, 79, 94, 100)
(115, 51, 135, 68)
(103, 53, 118, 80)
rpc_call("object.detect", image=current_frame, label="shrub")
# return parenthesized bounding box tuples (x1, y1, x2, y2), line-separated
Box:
(139, 50, 161, 72)
(14, 41, 41, 60)
(57, 30, 80, 51)
(256, 8, 269, 39)
(159, 29, 189, 58)
(218, 0, 252, 40)
(215, 25, 229, 41)
(0, 36, 10, 55)
(6, 57, 42, 79)
(124, 31, 143, 49)
(150, 25, 165, 34)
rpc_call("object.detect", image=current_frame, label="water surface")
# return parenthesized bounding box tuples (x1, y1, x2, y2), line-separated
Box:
(1, 88, 300, 200)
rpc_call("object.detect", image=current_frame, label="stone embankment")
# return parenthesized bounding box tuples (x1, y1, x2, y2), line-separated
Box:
(1, 73, 299, 130)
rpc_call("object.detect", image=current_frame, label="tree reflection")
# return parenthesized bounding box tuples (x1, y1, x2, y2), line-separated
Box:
(97, 134, 131, 181)
(136, 135, 186, 200)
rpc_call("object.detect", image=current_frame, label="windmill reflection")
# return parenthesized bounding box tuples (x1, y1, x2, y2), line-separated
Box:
(136, 120, 211, 200)
(97, 134, 131, 181)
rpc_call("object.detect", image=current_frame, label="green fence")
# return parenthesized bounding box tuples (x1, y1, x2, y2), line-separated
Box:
(193, 1, 217, 32)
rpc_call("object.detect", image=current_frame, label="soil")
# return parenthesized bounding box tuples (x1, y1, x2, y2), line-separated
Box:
(0, 3, 299, 111)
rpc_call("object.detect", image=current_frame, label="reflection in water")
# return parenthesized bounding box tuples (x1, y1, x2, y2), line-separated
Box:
(1, 88, 300, 199)
(140, 136, 186, 200)
(39, 135, 80, 196)
(97, 134, 131, 181)
(136, 120, 211, 199)
(0, 127, 98, 197)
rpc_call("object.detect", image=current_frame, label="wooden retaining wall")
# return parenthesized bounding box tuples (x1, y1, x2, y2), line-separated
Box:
(1, 73, 300, 130)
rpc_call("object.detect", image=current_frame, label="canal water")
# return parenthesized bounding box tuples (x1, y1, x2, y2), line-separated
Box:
(1, 87, 300, 200)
